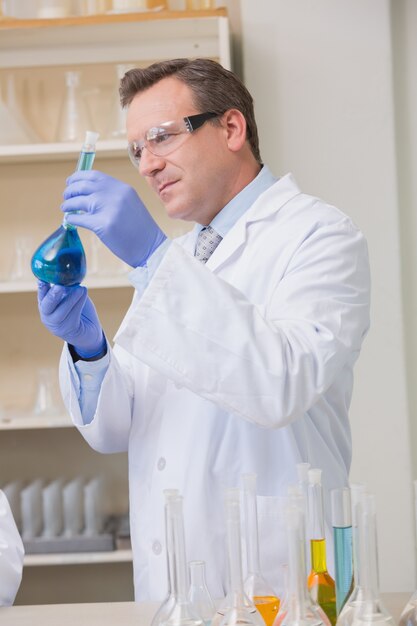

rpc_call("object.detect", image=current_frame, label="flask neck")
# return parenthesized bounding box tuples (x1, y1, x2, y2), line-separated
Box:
(243, 475, 261, 575)
(310, 538, 329, 574)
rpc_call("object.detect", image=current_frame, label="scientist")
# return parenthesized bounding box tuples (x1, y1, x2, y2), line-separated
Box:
(0, 490, 24, 606)
(37, 58, 370, 599)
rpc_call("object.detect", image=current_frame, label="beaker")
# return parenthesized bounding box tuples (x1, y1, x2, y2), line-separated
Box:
(307, 470, 337, 626)
(188, 560, 216, 626)
(212, 488, 264, 626)
(331, 489, 353, 616)
(31, 130, 99, 286)
(151, 493, 204, 626)
(56, 70, 93, 143)
(242, 473, 280, 626)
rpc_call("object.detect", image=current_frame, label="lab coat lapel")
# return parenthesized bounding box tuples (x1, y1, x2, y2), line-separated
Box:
(206, 173, 302, 272)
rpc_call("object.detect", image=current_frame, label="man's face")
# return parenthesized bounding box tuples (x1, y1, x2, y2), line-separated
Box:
(126, 77, 231, 224)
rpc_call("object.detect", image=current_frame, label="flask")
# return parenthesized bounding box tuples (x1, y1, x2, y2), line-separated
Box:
(336, 484, 366, 626)
(242, 473, 280, 626)
(31, 131, 99, 286)
(331, 488, 353, 616)
(151, 489, 180, 626)
(280, 502, 329, 626)
(398, 480, 417, 626)
(307, 469, 337, 626)
(212, 488, 264, 626)
(188, 560, 216, 626)
(151, 494, 204, 626)
(349, 494, 395, 626)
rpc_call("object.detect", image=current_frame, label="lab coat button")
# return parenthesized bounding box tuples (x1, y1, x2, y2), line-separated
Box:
(157, 457, 166, 471)
(152, 540, 162, 555)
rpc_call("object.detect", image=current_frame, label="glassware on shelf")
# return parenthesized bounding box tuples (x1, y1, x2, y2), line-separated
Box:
(242, 473, 280, 626)
(56, 70, 93, 143)
(151, 493, 204, 626)
(21, 479, 44, 539)
(212, 488, 264, 626)
(331, 488, 353, 616)
(42, 480, 64, 538)
(105, 63, 134, 139)
(31, 130, 99, 286)
(33, 367, 63, 417)
(0, 74, 39, 145)
(307, 469, 337, 626)
(349, 494, 395, 626)
(9, 236, 34, 282)
(280, 502, 329, 626)
(63, 477, 84, 537)
(151, 489, 180, 626)
(84, 477, 105, 536)
(336, 484, 366, 626)
(188, 560, 216, 626)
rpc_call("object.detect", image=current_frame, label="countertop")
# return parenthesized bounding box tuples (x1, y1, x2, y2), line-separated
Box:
(0, 593, 411, 625)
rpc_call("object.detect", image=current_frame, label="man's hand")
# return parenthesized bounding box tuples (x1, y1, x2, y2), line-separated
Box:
(61, 171, 167, 267)
(37, 281, 105, 358)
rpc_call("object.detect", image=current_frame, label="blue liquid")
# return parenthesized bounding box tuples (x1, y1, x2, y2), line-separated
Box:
(30, 144, 96, 286)
(333, 526, 353, 615)
(31, 223, 86, 286)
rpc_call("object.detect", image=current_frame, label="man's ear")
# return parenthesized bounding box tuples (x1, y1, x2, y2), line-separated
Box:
(221, 108, 247, 152)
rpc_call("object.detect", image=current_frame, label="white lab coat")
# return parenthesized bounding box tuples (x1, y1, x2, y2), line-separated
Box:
(0, 490, 24, 606)
(60, 173, 370, 601)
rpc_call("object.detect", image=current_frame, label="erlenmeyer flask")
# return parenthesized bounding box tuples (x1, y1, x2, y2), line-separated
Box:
(212, 488, 264, 626)
(151, 489, 180, 626)
(336, 484, 366, 626)
(188, 560, 216, 626)
(307, 470, 337, 626)
(31, 131, 99, 286)
(56, 70, 93, 143)
(242, 473, 280, 626)
(399, 481, 417, 626)
(151, 494, 204, 626)
(350, 494, 395, 626)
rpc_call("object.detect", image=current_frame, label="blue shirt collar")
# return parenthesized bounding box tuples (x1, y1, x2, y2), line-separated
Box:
(196, 165, 278, 238)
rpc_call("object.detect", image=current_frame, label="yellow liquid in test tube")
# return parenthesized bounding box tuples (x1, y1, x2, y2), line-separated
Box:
(254, 595, 280, 626)
(308, 539, 336, 626)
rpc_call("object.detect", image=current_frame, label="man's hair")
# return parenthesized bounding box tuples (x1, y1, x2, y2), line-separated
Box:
(119, 58, 261, 163)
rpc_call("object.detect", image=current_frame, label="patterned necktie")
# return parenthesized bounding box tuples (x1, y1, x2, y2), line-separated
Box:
(194, 225, 223, 263)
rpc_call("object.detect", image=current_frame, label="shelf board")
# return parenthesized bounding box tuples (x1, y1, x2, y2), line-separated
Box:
(24, 548, 133, 567)
(0, 139, 128, 164)
(0, 413, 72, 430)
(0, 274, 132, 294)
(0, 8, 227, 30)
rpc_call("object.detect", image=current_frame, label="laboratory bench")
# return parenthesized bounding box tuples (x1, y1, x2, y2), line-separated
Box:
(0, 593, 411, 625)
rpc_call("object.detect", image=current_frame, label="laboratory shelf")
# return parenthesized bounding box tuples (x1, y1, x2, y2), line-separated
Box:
(0, 413, 72, 430)
(0, 9, 231, 71)
(0, 139, 128, 164)
(24, 548, 133, 567)
(0, 275, 131, 294)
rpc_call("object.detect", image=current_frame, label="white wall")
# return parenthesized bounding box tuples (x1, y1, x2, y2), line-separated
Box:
(240, 0, 415, 592)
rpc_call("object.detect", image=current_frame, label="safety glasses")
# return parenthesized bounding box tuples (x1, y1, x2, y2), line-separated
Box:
(127, 111, 219, 168)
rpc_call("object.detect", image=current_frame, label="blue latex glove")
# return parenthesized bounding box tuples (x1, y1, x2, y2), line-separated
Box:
(37, 281, 105, 359)
(61, 171, 167, 268)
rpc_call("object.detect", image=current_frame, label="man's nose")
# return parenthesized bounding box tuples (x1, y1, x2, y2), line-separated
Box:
(138, 147, 165, 177)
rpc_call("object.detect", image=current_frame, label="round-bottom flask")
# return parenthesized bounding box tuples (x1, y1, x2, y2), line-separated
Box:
(31, 223, 86, 286)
